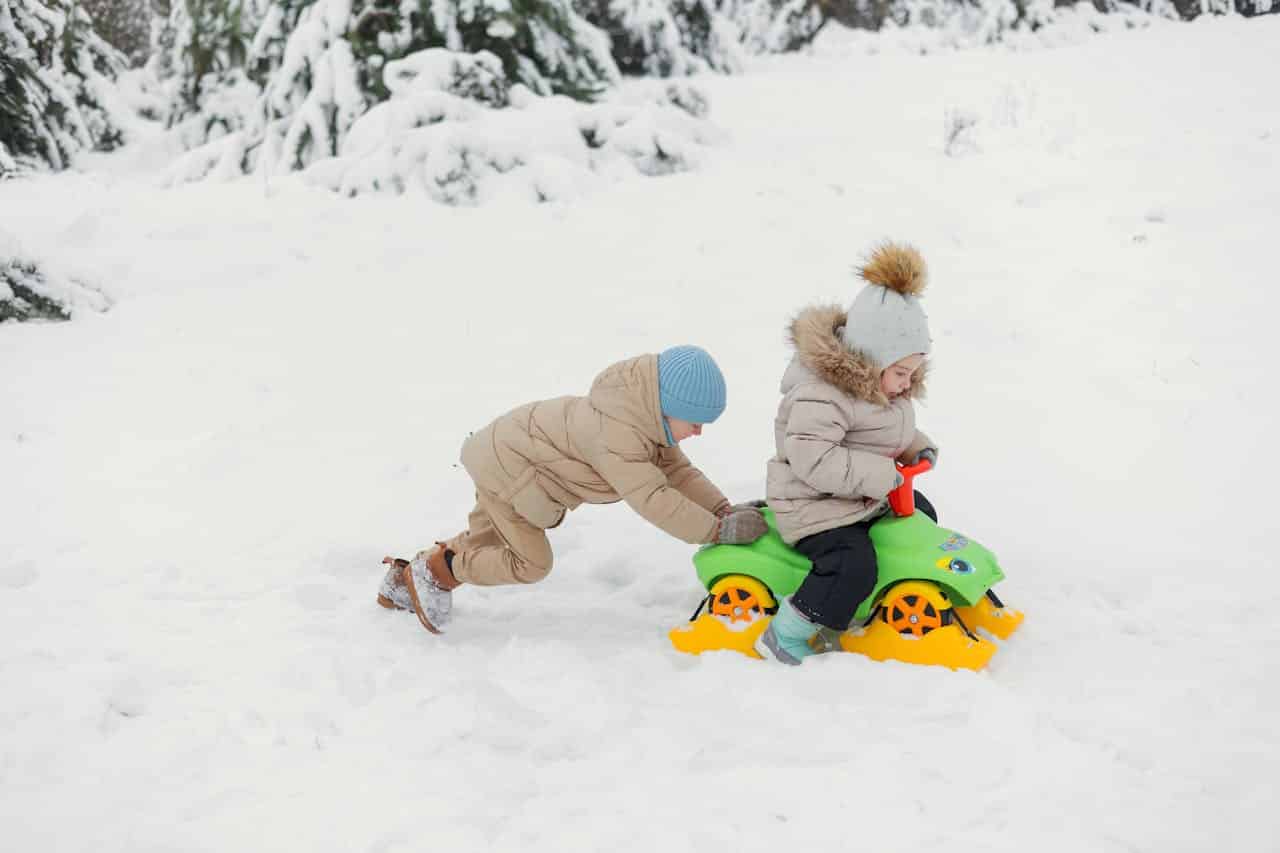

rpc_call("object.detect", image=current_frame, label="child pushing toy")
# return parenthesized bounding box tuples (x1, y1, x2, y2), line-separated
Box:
(378, 346, 768, 634)
(756, 242, 939, 665)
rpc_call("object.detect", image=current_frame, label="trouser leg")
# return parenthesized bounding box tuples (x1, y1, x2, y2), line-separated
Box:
(791, 521, 879, 631)
(445, 491, 554, 586)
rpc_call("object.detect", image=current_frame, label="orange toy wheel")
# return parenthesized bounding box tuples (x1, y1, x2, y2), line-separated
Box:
(706, 576, 775, 625)
(880, 583, 950, 638)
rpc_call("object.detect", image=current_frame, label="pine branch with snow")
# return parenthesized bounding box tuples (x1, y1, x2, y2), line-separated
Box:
(575, 0, 747, 76)
(0, 0, 128, 171)
(145, 0, 270, 151)
(0, 228, 110, 322)
(82, 0, 151, 66)
(729, 0, 826, 53)
(413, 0, 621, 99)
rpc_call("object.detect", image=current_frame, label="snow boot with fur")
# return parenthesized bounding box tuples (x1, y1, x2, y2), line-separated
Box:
(377, 557, 414, 611)
(401, 545, 460, 634)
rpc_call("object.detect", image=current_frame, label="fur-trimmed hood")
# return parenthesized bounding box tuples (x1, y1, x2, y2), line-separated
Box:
(785, 304, 927, 406)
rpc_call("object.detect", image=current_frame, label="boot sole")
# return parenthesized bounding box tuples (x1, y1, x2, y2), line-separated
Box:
(399, 563, 442, 635)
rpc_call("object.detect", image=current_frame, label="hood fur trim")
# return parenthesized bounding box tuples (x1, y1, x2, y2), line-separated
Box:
(859, 242, 928, 297)
(789, 305, 927, 405)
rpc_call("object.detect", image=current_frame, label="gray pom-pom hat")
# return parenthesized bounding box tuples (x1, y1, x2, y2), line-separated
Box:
(841, 242, 931, 371)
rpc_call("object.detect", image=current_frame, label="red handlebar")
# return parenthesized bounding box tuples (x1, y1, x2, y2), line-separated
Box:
(887, 458, 933, 517)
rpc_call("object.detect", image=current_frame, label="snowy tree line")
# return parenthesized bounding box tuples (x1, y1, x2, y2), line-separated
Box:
(2, 0, 1275, 183)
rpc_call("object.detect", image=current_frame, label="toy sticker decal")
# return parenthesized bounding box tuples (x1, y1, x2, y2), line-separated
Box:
(936, 556, 974, 574)
(939, 534, 969, 552)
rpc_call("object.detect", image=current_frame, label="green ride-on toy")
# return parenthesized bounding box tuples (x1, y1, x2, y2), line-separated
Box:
(669, 460, 1023, 670)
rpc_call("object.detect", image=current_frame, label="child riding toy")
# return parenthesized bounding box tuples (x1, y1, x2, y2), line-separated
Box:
(669, 459, 1023, 670)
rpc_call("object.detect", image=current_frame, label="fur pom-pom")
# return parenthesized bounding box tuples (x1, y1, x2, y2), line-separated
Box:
(858, 242, 928, 296)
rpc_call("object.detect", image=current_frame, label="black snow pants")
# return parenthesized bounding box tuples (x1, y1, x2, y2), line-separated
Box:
(791, 491, 937, 631)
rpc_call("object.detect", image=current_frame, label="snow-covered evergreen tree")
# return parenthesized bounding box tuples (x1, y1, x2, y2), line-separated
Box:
(575, 0, 746, 76)
(419, 0, 620, 99)
(818, 0, 891, 29)
(888, 0, 1062, 45)
(1162, 0, 1232, 15)
(286, 53, 723, 204)
(730, 0, 826, 53)
(0, 0, 127, 172)
(82, 0, 151, 66)
(250, 0, 378, 173)
(147, 0, 266, 148)
(167, 0, 622, 177)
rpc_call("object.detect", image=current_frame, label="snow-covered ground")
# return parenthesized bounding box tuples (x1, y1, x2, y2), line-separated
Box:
(3, 14, 1279, 852)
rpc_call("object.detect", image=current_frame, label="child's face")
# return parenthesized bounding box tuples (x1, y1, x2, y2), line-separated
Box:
(667, 417, 703, 442)
(880, 354, 924, 399)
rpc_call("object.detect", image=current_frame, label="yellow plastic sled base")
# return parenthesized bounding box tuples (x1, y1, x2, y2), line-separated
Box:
(954, 596, 1025, 640)
(669, 577, 1017, 671)
(838, 620, 996, 671)
(670, 613, 997, 670)
(669, 613, 768, 659)
(669, 575, 775, 659)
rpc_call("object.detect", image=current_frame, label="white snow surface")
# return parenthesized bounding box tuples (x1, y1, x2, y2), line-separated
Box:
(3, 15, 1279, 852)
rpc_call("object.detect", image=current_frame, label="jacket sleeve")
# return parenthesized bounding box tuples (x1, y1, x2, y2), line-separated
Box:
(897, 428, 938, 465)
(587, 429, 721, 544)
(657, 445, 731, 515)
(783, 397, 899, 500)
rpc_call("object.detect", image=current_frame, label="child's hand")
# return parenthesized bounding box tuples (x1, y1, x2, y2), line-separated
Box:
(715, 508, 768, 544)
(914, 448, 937, 469)
(719, 500, 767, 516)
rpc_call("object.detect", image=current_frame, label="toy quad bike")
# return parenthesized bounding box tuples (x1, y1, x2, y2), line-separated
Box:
(669, 460, 1023, 670)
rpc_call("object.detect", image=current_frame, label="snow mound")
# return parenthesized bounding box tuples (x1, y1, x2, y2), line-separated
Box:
(160, 49, 724, 204)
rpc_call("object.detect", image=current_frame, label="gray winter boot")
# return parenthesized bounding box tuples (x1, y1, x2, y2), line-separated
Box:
(377, 557, 413, 611)
(401, 546, 457, 634)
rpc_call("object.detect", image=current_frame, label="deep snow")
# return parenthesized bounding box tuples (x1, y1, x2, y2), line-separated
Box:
(2, 14, 1279, 853)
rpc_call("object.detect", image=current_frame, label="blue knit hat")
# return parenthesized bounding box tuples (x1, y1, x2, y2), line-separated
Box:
(657, 346, 727, 429)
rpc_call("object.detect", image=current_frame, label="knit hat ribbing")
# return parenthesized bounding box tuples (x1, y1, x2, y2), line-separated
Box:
(657, 346, 726, 427)
(841, 242, 932, 371)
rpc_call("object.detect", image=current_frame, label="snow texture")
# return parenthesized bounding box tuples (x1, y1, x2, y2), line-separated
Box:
(1, 13, 1279, 852)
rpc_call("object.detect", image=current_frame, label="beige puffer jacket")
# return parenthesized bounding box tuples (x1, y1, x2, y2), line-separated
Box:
(460, 354, 728, 543)
(767, 305, 937, 545)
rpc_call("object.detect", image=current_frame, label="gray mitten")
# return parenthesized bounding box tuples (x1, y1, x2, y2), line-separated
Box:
(716, 508, 768, 544)
(915, 448, 937, 469)
(721, 499, 767, 516)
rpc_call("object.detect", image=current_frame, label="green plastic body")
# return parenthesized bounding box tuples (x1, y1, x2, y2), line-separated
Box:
(693, 507, 1004, 624)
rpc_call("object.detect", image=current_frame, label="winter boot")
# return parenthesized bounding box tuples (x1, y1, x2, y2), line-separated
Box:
(401, 544, 460, 634)
(754, 597, 819, 665)
(377, 557, 413, 611)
